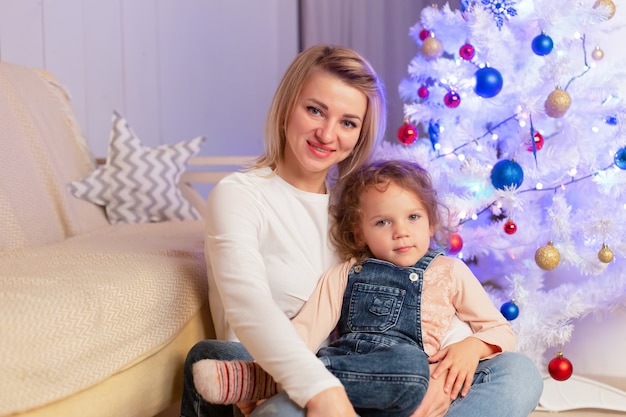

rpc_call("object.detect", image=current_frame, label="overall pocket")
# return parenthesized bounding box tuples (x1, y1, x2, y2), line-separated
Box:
(347, 282, 406, 332)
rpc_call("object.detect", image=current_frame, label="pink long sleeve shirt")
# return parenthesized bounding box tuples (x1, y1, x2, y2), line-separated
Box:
(291, 255, 516, 357)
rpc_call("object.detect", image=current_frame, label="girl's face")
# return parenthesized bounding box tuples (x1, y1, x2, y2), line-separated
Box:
(356, 181, 434, 267)
(281, 70, 367, 191)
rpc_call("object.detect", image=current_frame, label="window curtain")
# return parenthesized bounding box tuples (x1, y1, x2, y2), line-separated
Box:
(299, 0, 451, 143)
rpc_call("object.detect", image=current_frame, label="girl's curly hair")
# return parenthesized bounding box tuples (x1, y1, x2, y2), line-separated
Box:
(329, 159, 454, 261)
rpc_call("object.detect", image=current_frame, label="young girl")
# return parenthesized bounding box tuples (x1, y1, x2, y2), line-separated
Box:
(193, 160, 541, 417)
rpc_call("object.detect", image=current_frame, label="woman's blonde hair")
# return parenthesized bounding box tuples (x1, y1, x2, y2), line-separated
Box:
(254, 44, 386, 182)
(330, 159, 453, 262)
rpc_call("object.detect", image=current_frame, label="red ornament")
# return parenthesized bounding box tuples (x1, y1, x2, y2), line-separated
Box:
(397, 122, 418, 145)
(448, 232, 463, 254)
(504, 219, 517, 235)
(444, 91, 461, 108)
(419, 29, 431, 41)
(459, 43, 475, 60)
(527, 131, 545, 152)
(548, 351, 573, 381)
(417, 85, 429, 99)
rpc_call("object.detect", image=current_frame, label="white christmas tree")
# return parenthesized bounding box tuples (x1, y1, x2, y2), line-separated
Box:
(375, 0, 626, 409)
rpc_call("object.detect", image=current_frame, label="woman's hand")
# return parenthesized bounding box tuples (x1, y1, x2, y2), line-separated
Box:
(306, 386, 358, 417)
(409, 363, 451, 417)
(237, 400, 264, 417)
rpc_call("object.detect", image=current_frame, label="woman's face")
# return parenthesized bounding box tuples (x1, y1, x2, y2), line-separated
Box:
(281, 70, 367, 189)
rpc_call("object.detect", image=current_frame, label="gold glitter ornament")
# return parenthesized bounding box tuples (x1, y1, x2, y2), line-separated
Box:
(598, 243, 614, 263)
(535, 241, 561, 270)
(593, 0, 616, 19)
(591, 47, 604, 61)
(422, 36, 444, 60)
(545, 87, 571, 118)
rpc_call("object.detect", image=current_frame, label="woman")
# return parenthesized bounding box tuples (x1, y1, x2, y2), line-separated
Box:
(181, 44, 386, 417)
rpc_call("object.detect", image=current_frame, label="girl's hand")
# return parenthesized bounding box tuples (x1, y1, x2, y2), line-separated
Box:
(428, 337, 492, 399)
(306, 386, 358, 417)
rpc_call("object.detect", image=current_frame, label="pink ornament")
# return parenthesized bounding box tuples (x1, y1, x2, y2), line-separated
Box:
(448, 232, 463, 254)
(417, 85, 429, 99)
(459, 43, 475, 60)
(444, 91, 461, 108)
(419, 29, 431, 41)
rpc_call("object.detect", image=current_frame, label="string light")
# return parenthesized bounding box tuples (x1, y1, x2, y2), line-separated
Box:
(459, 159, 616, 225)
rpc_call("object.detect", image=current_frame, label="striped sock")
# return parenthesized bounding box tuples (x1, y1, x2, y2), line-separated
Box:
(192, 359, 279, 404)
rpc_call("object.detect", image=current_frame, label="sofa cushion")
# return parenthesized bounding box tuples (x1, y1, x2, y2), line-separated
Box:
(0, 219, 207, 415)
(0, 62, 109, 251)
(69, 111, 205, 224)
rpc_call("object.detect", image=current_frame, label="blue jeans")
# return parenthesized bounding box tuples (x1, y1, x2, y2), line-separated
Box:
(251, 352, 543, 417)
(318, 342, 429, 417)
(180, 340, 252, 417)
(180, 339, 428, 417)
(445, 352, 543, 416)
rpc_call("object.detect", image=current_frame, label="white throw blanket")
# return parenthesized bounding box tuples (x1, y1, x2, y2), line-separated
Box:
(0, 220, 207, 415)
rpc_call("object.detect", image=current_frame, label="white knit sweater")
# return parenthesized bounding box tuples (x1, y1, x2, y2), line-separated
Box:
(205, 167, 342, 407)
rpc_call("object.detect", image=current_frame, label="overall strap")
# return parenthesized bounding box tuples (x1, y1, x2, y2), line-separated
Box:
(412, 250, 444, 272)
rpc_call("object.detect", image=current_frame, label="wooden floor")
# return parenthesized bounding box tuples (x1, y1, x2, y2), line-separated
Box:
(155, 402, 178, 417)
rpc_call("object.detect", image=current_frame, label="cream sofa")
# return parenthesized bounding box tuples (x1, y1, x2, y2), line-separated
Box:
(0, 61, 248, 417)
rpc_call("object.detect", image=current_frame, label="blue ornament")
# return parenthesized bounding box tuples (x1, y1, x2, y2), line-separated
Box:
(605, 116, 618, 125)
(615, 147, 626, 170)
(460, 0, 473, 12)
(490, 159, 524, 190)
(475, 67, 503, 98)
(500, 301, 519, 321)
(532, 33, 554, 56)
(428, 120, 440, 150)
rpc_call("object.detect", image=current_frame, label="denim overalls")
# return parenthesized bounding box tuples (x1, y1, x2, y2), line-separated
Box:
(316, 250, 443, 417)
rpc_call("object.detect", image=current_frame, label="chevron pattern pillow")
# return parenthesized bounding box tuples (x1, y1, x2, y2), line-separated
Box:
(69, 111, 205, 224)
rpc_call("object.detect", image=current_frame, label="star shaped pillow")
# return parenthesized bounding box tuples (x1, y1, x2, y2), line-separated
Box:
(69, 111, 205, 224)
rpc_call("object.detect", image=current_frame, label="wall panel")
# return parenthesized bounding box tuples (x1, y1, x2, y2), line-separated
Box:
(82, 0, 124, 155)
(122, 0, 160, 146)
(42, 0, 87, 140)
(0, 0, 44, 67)
(0, 0, 298, 158)
(155, 0, 215, 149)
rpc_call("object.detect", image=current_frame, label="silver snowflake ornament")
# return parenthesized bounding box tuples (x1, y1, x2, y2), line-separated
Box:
(481, 0, 518, 28)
